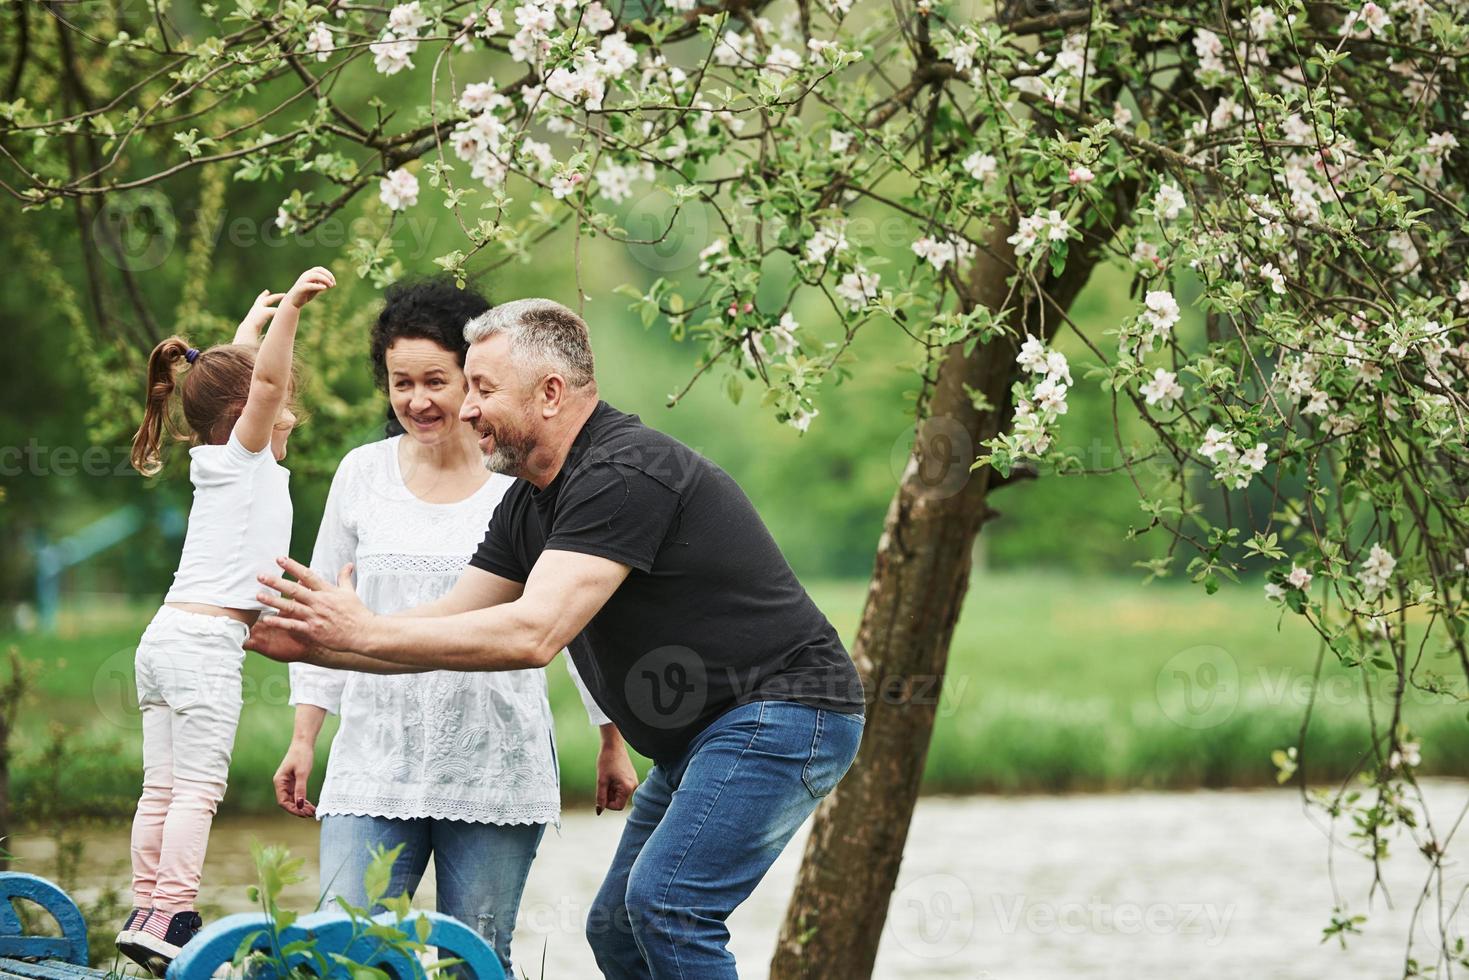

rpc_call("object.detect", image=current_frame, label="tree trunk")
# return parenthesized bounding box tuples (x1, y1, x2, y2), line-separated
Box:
(770, 209, 1120, 977)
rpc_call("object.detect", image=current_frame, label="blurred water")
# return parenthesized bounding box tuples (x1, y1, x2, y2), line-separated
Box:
(17, 781, 1469, 979)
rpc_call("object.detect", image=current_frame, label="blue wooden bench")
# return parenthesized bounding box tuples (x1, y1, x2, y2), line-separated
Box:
(0, 872, 505, 980)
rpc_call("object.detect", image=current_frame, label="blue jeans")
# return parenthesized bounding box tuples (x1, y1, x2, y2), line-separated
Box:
(318, 814, 545, 975)
(586, 700, 864, 979)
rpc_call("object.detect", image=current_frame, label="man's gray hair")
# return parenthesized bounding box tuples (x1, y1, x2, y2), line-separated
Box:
(463, 298, 596, 388)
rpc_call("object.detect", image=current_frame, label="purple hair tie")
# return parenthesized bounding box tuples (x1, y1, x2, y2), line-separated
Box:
(185, 347, 201, 364)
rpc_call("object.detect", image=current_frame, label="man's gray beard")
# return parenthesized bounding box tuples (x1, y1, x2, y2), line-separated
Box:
(481, 444, 525, 476)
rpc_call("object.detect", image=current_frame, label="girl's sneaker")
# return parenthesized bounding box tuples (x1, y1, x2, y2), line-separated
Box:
(125, 909, 204, 977)
(115, 908, 154, 968)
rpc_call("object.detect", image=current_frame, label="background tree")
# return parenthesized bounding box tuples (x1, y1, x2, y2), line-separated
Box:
(3, 0, 1468, 976)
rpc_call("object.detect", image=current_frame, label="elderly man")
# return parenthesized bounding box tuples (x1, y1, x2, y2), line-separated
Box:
(246, 298, 866, 978)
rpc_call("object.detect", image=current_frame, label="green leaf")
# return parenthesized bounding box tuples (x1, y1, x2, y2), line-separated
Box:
(363, 843, 404, 907)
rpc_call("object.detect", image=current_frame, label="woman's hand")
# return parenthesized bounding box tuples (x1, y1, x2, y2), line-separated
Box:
(274, 741, 317, 818)
(595, 725, 639, 815)
(233, 289, 285, 345)
(284, 266, 336, 310)
(257, 557, 374, 653)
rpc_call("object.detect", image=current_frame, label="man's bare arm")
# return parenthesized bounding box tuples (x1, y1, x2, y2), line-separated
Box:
(256, 551, 628, 672)
(246, 566, 526, 671)
(389, 564, 524, 619)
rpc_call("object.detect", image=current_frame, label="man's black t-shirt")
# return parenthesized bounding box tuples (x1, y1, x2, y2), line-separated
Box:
(469, 400, 865, 764)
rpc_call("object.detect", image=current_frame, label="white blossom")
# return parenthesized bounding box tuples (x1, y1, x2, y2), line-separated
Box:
(963, 151, 998, 183)
(1358, 543, 1397, 599)
(583, 1, 615, 33)
(372, 34, 417, 75)
(1390, 740, 1422, 769)
(378, 168, 419, 211)
(387, 2, 430, 36)
(1259, 262, 1287, 295)
(1154, 183, 1187, 221)
(771, 313, 800, 356)
(1193, 29, 1227, 74)
(835, 267, 880, 310)
(1140, 368, 1184, 409)
(550, 172, 584, 199)
(805, 221, 849, 265)
(1033, 377, 1069, 415)
(1341, 2, 1390, 36)
(304, 24, 333, 62)
(1017, 334, 1050, 374)
(460, 82, 506, 113)
(911, 235, 976, 272)
(1198, 426, 1235, 461)
(788, 406, 819, 433)
(698, 237, 728, 273)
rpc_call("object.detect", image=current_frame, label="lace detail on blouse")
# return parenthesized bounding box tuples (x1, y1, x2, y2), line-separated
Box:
(288, 437, 610, 827)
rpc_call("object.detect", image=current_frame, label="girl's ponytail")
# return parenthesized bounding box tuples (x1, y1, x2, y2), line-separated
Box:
(130, 336, 192, 476)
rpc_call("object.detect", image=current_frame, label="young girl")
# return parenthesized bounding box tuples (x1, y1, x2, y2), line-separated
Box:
(118, 266, 335, 976)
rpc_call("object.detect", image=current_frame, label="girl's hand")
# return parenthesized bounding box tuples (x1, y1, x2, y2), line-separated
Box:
(285, 266, 336, 309)
(234, 289, 285, 344)
(245, 616, 318, 663)
(273, 742, 317, 818)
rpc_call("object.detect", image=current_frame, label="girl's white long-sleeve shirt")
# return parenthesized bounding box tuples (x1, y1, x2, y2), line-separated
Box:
(288, 436, 609, 826)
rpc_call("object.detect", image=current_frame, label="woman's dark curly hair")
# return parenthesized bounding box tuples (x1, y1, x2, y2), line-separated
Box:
(371, 276, 492, 437)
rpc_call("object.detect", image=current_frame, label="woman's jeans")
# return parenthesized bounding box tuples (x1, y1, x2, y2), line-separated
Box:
(586, 700, 865, 979)
(130, 606, 247, 913)
(318, 814, 545, 974)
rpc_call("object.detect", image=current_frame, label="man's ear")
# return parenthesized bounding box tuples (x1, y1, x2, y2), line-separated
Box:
(539, 372, 568, 417)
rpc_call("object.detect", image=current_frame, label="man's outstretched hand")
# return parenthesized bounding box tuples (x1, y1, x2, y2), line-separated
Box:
(256, 557, 374, 653)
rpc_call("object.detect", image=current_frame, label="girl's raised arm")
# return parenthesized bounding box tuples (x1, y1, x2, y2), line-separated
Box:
(235, 266, 334, 453)
(233, 289, 285, 346)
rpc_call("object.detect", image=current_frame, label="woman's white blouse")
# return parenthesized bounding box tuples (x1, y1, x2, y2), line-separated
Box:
(288, 436, 609, 826)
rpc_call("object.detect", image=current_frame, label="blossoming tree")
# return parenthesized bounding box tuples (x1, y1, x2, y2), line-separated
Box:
(5, 0, 1468, 974)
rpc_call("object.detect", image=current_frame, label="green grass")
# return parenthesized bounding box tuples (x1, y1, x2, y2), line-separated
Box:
(8, 571, 1468, 817)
